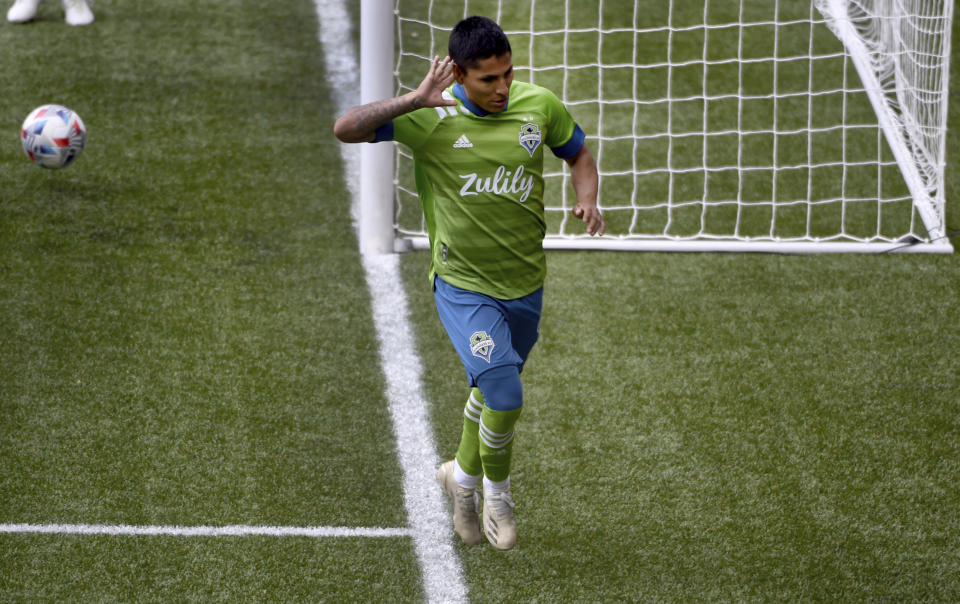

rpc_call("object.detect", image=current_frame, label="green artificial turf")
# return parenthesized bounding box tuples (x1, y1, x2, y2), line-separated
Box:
(1, 0, 957, 601)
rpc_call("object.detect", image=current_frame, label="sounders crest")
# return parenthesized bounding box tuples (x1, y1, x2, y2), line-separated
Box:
(519, 122, 541, 157)
(470, 331, 495, 363)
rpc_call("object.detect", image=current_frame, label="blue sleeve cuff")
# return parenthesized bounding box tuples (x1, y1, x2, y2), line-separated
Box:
(372, 121, 394, 143)
(550, 124, 585, 159)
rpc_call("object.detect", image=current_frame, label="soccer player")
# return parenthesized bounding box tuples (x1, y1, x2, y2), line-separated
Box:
(334, 16, 603, 550)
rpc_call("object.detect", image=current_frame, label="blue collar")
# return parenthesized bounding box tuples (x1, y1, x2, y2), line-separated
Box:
(452, 83, 507, 116)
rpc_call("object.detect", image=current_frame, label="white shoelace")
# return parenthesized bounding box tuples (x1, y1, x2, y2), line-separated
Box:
(485, 491, 515, 518)
(454, 488, 478, 514)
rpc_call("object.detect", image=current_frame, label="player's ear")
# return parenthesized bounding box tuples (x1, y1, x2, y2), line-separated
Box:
(453, 62, 467, 84)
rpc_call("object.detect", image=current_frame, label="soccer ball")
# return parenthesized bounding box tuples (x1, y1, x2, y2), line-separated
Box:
(20, 104, 87, 169)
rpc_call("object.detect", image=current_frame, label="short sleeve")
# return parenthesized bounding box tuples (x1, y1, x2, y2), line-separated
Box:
(541, 89, 584, 158)
(378, 108, 441, 151)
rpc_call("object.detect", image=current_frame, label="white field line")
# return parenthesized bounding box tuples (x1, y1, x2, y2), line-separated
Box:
(0, 524, 411, 539)
(315, 2, 468, 604)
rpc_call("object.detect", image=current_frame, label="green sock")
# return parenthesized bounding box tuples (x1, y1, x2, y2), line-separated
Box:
(479, 406, 522, 483)
(455, 388, 484, 477)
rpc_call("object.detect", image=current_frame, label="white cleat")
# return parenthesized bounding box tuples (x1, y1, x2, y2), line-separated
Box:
(63, 0, 93, 25)
(437, 460, 482, 545)
(482, 489, 516, 550)
(7, 0, 41, 23)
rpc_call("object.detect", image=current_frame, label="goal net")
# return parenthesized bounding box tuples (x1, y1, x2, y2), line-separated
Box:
(361, 0, 953, 253)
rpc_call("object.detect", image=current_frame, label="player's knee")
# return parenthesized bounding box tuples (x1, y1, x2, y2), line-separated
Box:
(477, 364, 523, 411)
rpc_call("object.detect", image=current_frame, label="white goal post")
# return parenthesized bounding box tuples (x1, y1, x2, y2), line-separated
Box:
(358, 0, 953, 254)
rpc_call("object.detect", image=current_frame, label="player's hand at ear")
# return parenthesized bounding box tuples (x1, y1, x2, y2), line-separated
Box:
(574, 202, 606, 236)
(414, 56, 458, 108)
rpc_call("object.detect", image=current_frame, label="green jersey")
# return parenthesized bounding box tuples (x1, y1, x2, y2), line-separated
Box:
(376, 80, 585, 299)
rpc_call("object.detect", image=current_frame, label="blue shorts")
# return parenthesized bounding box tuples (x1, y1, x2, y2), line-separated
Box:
(433, 276, 543, 387)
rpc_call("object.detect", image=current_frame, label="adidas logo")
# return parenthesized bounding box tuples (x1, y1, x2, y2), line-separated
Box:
(453, 134, 473, 148)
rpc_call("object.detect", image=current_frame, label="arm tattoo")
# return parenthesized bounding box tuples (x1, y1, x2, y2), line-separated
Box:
(347, 94, 419, 137)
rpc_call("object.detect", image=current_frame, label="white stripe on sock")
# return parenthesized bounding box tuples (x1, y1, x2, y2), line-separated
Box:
(479, 422, 514, 448)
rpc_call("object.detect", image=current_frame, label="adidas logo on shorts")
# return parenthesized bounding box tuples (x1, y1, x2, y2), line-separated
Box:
(453, 134, 474, 148)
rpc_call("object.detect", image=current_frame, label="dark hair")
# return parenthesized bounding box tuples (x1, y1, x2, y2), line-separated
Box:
(448, 16, 511, 71)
